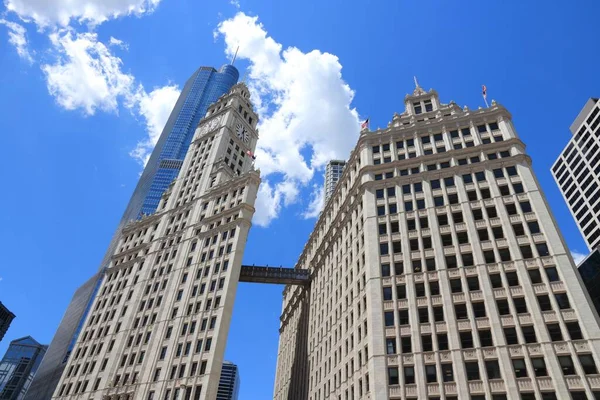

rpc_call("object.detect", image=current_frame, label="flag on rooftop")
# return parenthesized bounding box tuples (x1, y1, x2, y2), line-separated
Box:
(246, 150, 256, 160)
(361, 118, 369, 130)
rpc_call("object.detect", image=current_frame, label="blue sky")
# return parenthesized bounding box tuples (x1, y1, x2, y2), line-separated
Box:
(1, 0, 599, 398)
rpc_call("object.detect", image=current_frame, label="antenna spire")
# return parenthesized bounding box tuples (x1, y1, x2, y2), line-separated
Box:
(231, 46, 240, 65)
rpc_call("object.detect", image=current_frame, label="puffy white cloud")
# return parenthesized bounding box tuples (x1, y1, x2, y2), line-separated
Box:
(216, 12, 359, 226)
(129, 84, 181, 165)
(302, 185, 324, 219)
(42, 30, 135, 115)
(253, 181, 282, 227)
(0, 19, 34, 63)
(571, 250, 588, 265)
(5, 0, 162, 28)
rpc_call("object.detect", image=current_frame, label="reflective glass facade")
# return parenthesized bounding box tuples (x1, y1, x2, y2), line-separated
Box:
(0, 337, 46, 399)
(579, 248, 600, 314)
(140, 65, 240, 215)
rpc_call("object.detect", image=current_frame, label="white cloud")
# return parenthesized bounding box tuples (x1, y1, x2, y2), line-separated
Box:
(0, 19, 34, 63)
(302, 185, 324, 219)
(42, 30, 135, 115)
(253, 181, 282, 227)
(216, 12, 359, 225)
(571, 250, 588, 265)
(229, 0, 240, 9)
(130, 84, 181, 165)
(5, 0, 162, 28)
(109, 36, 129, 50)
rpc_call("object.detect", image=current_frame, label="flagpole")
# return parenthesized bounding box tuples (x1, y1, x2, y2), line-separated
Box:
(483, 96, 489, 108)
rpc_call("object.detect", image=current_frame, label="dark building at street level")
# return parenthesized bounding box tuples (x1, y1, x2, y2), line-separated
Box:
(25, 65, 239, 400)
(578, 249, 600, 315)
(0, 336, 47, 399)
(0, 303, 15, 344)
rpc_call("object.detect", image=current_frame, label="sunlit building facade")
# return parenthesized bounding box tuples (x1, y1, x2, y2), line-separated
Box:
(26, 65, 239, 400)
(52, 83, 260, 400)
(274, 85, 600, 399)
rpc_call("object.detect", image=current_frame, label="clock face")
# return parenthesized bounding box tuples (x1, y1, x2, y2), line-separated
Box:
(236, 121, 250, 143)
(199, 115, 221, 135)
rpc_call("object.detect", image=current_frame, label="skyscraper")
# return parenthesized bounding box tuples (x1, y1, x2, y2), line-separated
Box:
(0, 336, 47, 399)
(552, 98, 600, 250)
(324, 160, 346, 203)
(578, 249, 600, 314)
(217, 361, 240, 400)
(52, 83, 260, 400)
(0, 302, 15, 344)
(26, 65, 239, 400)
(274, 85, 600, 399)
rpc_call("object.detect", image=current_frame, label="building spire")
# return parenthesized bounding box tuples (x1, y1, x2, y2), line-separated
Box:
(231, 45, 240, 65)
(414, 76, 420, 89)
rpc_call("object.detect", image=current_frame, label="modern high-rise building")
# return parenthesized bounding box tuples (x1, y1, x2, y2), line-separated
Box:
(274, 84, 600, 399)
(578, 249, 600, 315)
(26, 65, 239, 400)
(0, 336, 47, 399)
(551, 98, 600, 250)
(52, 82, 260, 400)
(0, 302, 15, 344)
(217, 361, 240, 400)
(325, 160, 346, 203)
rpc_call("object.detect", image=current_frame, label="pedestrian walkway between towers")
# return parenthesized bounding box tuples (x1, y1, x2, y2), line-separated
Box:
(239, 265, 311, 285)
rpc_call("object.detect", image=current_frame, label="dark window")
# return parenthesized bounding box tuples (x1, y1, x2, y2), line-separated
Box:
(376, 189, 384, 199)
(485, 360, 501, 379)
(388, 367, 399, 385)
(522, 326, 537, 343)
(532, 357, 548, 376)
(504, 327, 519, 344)
(383, 287, 393, 301)
(537, 295, 552, 311)
(437, 333, 449, 350)
(433, 306, 444, 322)
(450, 279, 462, 293)
(506, 272, 519, 286)
(442, 363, 454, 382)
(520, 245, 534, 259)
(513, 359, 528, 377)
(418, 307, 429, 323)
(422, 335, 433, 352)
(528, 269, 542, 284)
(514, 297, 528, 314)
(497, 299, 510, 315)
(545, 267, 560, 282)
(566, 322, 583, 340)
(490, 273, 502, 288)
(381, 264, 391, 277)
(467, 276, 480, 291)
(384, 312, 394, 326)
(399, 310, 409, 325)
(404, 366, 415, 384)
(455, 304, 468, 319)
(396, 284, 406, 299)
(460, 332, 474, 348)
(558, 355, 576, 375)
(425, 364, 437, 383)
(401, 337, 412, 353)
(479, 329, 493, 347)
(473, 302, 486, 318)
(465, 362, 480, 380)
(547, 324, 563, 341)
(579, 354, 598, 374)
(555, 293, 571, 309)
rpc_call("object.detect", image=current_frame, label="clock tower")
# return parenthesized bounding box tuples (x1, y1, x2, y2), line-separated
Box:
(52, 82, 262, 400)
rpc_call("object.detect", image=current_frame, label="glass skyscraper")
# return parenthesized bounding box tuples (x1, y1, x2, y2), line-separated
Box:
(0, 302, 15, 344)
(24, 65, 239, 400)
(0, 336, 46, 399)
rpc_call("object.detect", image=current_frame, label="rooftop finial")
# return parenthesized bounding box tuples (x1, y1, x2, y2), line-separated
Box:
(412, 76, 426, 96)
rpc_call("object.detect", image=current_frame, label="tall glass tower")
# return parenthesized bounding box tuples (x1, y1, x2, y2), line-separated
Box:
(24, 65, 239, 400)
